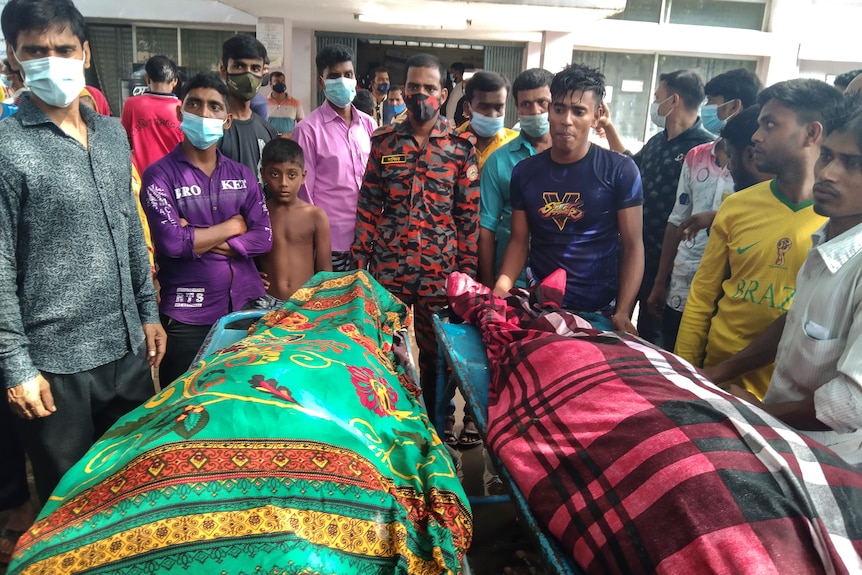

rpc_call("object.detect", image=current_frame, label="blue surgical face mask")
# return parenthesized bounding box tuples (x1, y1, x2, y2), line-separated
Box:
(18, 54, 86, 108)
(701, 100, 734, 135)
(700, 104, 724, 135)
(470, 110, 504, 138)
(519, 112, 549, 138)
(392, 103, 406, 115)
(180, 111, 225, 150)
(323, 77, 357, 108)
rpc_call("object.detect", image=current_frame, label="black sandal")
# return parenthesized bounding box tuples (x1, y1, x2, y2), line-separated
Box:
(457, 429, 483, 448)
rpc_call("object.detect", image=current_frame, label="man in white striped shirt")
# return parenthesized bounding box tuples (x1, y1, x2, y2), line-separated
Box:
(705, 94, 862, 466)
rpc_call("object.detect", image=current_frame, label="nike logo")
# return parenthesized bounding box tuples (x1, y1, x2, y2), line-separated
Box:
(737, 242, 760, 254)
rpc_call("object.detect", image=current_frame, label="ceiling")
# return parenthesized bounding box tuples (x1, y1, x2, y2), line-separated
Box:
(217, 0, 626, 42)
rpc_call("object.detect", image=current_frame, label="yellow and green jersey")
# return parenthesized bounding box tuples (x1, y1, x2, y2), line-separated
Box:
(675, 179, 827, 398)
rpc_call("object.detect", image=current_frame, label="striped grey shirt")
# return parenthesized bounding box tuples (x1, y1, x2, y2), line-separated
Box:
(0, 96, 159, 388)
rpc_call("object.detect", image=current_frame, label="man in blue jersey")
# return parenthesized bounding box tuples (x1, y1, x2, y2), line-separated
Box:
(494, 63, 644, 334)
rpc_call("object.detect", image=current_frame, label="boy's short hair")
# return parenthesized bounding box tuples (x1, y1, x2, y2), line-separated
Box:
(720, 104, 761, 151)
(824, 93, 862, 155)
(659, 69, 705, 110)
(512, 68, 554, 104)
(145, 55, 179, 84)
(262, 138, 305, 169)
(835, 70, 862, 91)
(1, 0, 87, 50)
(221, 34, 267, 69)
(352, 89, 375, 116)
(182, 73, 230, 111)
(465, 71, 510, 102)
(551, 63, 605, 105)
(405, 53, 446, 85)
(757, 78, 843, 126)
(316, 44, 354, 76)
(704, 68, 763, 107)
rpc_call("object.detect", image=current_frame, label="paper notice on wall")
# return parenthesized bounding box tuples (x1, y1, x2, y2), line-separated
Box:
(621, 80, 644, 92)
(257, 20, 284, 69)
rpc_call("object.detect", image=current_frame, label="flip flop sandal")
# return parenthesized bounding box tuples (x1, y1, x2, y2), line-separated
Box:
(457, 429, 483, 448)
(444, 430, 459, 447)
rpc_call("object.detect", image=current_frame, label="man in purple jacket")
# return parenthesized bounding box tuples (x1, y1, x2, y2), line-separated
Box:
(142, 74, 272, 386)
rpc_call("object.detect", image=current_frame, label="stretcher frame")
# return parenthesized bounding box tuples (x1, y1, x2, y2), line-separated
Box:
(433, 314, 583, 575)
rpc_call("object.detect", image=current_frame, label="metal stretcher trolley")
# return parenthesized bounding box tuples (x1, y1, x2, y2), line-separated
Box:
(433, 315, 583, 575)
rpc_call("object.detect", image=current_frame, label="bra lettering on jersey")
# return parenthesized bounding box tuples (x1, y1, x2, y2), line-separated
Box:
(730, 278, 796, 310)
(221, 179, 248, 190)
(539, 192, 584, 231)
(174, 185, 202, 199)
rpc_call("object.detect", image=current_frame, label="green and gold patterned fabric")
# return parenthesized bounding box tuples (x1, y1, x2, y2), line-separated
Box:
(10, 271, 471, 575)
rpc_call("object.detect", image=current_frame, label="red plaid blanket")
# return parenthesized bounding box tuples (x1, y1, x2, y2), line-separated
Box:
(448, 270, 862, 574)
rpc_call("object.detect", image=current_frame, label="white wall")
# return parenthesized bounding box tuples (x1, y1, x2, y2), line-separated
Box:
(76, 0, 256, 26)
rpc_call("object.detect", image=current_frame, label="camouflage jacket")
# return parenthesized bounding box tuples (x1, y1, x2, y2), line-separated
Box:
(352, 114, 480, 298)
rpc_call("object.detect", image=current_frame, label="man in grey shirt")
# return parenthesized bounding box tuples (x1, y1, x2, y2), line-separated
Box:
(0, 0, 166, 502)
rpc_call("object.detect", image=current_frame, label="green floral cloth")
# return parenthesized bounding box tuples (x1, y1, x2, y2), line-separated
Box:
(10, 271, 471, 575)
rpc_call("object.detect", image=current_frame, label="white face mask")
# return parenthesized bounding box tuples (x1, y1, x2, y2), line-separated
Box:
(649, 95, 674, 129)
(18, 55, 86, 108)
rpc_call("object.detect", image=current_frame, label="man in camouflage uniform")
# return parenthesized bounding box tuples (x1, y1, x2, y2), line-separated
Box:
(352, 53, 479, 423)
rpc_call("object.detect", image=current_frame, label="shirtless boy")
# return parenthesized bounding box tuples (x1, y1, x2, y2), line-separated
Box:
(258, 139, 332, 306)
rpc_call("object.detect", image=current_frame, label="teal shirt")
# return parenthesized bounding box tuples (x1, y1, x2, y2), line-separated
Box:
(479, 132, 536, 288)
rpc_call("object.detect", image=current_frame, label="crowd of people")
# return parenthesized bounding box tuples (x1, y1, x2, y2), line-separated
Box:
(2, 0, 862, 566)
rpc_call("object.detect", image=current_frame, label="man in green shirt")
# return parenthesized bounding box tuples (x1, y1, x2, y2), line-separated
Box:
(479, 68, 554, 288)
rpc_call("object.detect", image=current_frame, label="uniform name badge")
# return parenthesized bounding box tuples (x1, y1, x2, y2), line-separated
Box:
(381, 154, 407, 165)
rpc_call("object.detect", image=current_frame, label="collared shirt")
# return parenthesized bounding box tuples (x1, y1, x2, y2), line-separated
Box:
(120, 91, 184, 173)
(373, 96, 385, 128)
(666, 141, 735, 311)
(0, 96, 159, 388)
(352, 114, 480, 298)
(766, 222, 862, 464)
(675, 179, 827, 398)
(141, 145, 271, 325)
(266, 94, 304, 135)
(292, 102, 376, 252)
(479, 132, 537, 285)
(456, 122, 519, 172)
(633, 119, 715, 279)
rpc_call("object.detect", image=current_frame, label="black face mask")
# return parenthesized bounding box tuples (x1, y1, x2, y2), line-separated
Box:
(404, 93, 440, 123)
(272, 82, 287, 94)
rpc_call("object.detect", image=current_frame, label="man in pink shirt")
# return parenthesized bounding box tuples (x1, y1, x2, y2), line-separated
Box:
(291, 44, 376, 271)
(121, 55, 184, 173)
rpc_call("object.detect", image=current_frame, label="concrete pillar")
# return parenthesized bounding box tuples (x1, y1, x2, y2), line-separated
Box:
(761, 0, 804, 84)
(525, 41, 542, 70)
(540, 31, 575, 75)
(291, 28, 314, 116)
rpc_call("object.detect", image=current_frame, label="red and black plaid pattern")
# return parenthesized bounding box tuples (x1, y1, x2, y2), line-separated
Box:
(447, 270, 862, 575)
